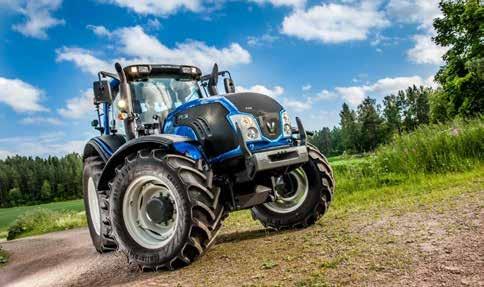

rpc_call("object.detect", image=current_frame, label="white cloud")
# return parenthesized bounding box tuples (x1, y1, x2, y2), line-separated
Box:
(0, 133, 85, 158)
(249, 0, 306, 8)
(0, 150, 14, 159)
(236, 85, 284, 98)
(57, 26, 251, 75)
(307, 110, 340, 130)
(315, 89, 337, 101)
(86, 25, 112, 37)
(247, 33, 279, 47)
(282, 2, 389, 43)
(56, 47, 112, 75)
(58, 90, 95, 119)
(302, 84, 312, 91)
(20, 116, 63, 125)
(407, 34, 447, 65)
(0, 77, 48, 112)
(386, 0, 441, 30)
(116, 26, 251, 72)
(334, 75, 435, 106)
(10, 0, 65, 39)
(386, 0, 446, 66)
(101, 0, 202, 16)
(281, 97, 312, 112)
(147, 18, 162, 30)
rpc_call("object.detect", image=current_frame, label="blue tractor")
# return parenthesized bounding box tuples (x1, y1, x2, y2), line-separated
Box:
(83, 62, 334, 270)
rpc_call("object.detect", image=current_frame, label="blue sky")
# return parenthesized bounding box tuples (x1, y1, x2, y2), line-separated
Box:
(0, 0, 446, 158)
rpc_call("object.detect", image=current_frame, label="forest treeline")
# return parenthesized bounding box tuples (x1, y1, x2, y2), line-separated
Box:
(0, 154, 82, 207)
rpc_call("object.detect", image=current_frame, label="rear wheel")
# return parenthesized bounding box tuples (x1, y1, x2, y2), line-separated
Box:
(251, 145, 334, 230)
(82, 157, 117, 253)
(109, 149, 225, 270)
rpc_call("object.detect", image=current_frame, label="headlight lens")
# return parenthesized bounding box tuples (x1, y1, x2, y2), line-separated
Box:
(247, 127, 259, 140)
(230, 115, 262, 142)
(282, 111, 292, 137)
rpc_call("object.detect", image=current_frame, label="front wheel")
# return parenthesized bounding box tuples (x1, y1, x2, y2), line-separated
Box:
(109, 150, 225, 270)
(251, 145, 334, 230)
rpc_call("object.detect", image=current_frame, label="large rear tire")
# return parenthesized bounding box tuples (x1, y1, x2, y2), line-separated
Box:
(82, 156, 117, 253)
(251, 145, 334, 230)
(109, 149, 225, 270)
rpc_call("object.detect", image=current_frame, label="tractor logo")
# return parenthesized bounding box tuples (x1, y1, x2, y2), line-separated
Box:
(266, 121, 277, 134)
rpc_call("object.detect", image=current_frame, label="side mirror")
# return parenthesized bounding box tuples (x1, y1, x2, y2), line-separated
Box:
(224, 78, 235, 93)
(93, 80, 112, 104)
(208, 63, 219, 96)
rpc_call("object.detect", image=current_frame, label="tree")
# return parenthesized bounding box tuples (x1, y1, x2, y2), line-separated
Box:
(357, 97, 383, 152)
(415, 87, 430, 125)
(310, 128, 331, 155)
(339, 103, 359, 152)
(434, 0, 483, 118)
(330, 127, 344, 156)
(383, 94, 403, 138)
(429, 89, 452, 123)
(40, 180, 52, 201)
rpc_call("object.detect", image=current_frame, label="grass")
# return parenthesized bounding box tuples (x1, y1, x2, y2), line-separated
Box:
(157, 165, 483, 287)
(330, 118, 483, 194)
(0, 199, 84, 240)
(6, 208, 86, 240)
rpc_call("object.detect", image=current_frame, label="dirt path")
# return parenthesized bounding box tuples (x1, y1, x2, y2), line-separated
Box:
(1, 183, 482, 287)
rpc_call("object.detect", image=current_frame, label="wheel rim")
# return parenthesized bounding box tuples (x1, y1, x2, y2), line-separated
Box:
(263, 168, 309, 214)
(87, 177, 101, 235)
(123, 175, 179, 250)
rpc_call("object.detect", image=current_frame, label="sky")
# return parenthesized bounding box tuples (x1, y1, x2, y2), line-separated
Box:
(0, 0, 446, 158)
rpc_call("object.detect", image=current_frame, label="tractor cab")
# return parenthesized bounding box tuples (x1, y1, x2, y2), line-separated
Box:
(92, 63, 235, 138)
(92, 64, 202, 136)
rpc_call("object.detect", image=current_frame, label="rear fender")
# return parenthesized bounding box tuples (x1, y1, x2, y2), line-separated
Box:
(97, 135, 202, 190)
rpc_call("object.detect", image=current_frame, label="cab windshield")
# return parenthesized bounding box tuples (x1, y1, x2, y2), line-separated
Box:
(130, 77, 203, 123)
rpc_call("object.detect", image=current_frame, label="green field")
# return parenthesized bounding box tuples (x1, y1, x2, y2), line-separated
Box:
(0, 199, 84, 239)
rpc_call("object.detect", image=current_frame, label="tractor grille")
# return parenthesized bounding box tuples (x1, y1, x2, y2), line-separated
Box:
(256, 113, 281, 140)
(225, 92, 283, 140)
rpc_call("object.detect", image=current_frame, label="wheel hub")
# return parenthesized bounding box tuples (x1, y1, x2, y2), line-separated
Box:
(123, 175, 179, 249)
(146, 197, 174, 224)
(264, 168, 309, 214)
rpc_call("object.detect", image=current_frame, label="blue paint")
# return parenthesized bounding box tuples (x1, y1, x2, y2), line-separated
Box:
(163, 96, 293, 163)
(92, 137, 113, 157)
(172, 142, 202, 161)
(103, 103, 110, 135)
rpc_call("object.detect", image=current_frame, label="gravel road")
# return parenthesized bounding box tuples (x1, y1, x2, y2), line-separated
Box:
(0, 180, 482, 287)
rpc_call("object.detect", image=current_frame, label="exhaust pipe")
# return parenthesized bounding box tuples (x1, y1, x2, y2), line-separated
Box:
(115, 62, 136, 140)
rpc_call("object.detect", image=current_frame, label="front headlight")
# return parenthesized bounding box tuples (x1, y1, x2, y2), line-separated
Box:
(230, 115, 262, 142)
(282, 111, 292, 137)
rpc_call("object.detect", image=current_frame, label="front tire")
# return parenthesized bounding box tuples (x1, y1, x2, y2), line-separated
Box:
(82, 156, 117, 253)
(251, 145, 335, 230)
(109, 149, 225, 270)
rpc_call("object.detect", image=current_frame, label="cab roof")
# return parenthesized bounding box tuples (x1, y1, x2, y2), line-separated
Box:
(123, 64, 202, 82)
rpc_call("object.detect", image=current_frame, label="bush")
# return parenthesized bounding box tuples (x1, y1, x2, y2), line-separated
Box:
(7, 208, 86, 240)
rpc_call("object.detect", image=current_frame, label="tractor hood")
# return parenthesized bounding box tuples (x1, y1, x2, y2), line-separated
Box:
(226, 92, 284, 140)
(225, 92, 283, 115)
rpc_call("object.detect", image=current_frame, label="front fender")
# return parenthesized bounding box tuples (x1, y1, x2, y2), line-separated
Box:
(83, 135, 126, 162)
(96, 135, 202, 190)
